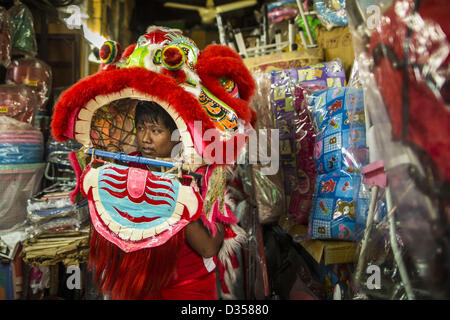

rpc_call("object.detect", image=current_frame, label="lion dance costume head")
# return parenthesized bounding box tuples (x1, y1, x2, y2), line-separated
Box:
(51, 27, 256, 299)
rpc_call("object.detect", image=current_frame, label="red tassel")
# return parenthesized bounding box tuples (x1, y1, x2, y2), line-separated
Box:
(88, 228, 186, 299)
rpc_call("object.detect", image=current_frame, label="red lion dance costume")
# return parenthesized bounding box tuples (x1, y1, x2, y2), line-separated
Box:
(51, 27, 256, 300)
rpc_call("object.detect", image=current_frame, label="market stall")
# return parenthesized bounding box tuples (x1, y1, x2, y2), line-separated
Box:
(0, 0, 449, 301)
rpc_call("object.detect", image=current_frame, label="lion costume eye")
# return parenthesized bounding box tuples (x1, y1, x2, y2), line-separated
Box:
(153, 49, 162, 65)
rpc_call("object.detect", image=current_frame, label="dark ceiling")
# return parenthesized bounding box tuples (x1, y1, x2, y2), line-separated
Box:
(0, 0, 270, 45)
(129, 0, 266, 37)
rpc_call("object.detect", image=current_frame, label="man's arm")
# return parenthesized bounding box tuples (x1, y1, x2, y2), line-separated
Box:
(185, 220, 224, 258)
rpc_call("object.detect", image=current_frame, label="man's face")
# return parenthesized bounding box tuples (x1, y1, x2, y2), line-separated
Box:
(136, 118, 178, 158)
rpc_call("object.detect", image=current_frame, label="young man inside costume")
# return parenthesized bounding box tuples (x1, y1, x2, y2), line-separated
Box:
(123, 100, 225, 299)
(51, 26, 256, 299)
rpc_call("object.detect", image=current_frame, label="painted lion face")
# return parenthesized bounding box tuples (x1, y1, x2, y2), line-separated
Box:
(51, 27, 256, 167)
(51, 27, 256, 252)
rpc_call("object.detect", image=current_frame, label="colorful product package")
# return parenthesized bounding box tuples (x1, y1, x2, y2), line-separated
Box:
(305, 87, 370, 241)
(270, 60, 346, 214)
(309, 87, 368, 175)
(288, 84, 324, 225)
(308, 172, 370, 241)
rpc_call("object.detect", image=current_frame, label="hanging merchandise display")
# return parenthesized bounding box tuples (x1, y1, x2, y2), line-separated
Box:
(6, 57, 53, 111)
(0, 84, 39, 125)
(346, 0, 450, 299)
(7, 1, 37, 57)
(248, 70, 286, 225)
(0, 6, 12, 68)
(26, 137, 88, 238)
(271, 59, 346, 226)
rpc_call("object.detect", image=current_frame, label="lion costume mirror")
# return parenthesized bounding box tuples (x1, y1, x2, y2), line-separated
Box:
(51, 27, 256, 300)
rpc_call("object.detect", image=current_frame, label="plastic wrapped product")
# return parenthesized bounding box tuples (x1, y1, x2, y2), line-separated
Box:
(0, 84, 39, 125)
(314, 0, 348, 29)
(26, 199, 90, 236)
(249, 71, 286, 225)
(6, 57, 52, 110)
(267, 0, 299, 24)
(346, 0, 450, 299)
(308, 172, 370, 241)
(0, 163, 45, 231)
(271, 61, 345, 227)
(0, 116, 43, 165)
(0, 131, 43, 165)
(8, 2, 37, 57)
(288, 84, 325, 226)
(308, 87, 368, 175)
(0, 6, 12, 67)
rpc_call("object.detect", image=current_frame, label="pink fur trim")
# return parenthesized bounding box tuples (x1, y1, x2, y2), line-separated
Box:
(68, 151, 82, 204)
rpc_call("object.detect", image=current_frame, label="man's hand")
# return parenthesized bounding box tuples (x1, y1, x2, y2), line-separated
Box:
(185, 220, 224, 258)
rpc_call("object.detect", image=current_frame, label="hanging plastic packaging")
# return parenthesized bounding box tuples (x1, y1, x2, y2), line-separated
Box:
(0, 116, 44, 231)
(308, 87, 368, 174)
(288, 84, 325, 227)
(0, 84, 39, 125)
(271, 60, 346, 227)
(267, 0, 299, 24)
(248, 71, 286, 224)
(0, 115, 43, 164)
(8, 2, 37, 57)
(0, 6, 12, 67)
(301, 86, 370, 241)
(346, 0, 450, 299)
(6, 57, 52, 110)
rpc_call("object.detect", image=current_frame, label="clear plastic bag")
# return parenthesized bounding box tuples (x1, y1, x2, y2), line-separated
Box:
(347, 0, 450, 299)
(249, 71, 286, 224)
(0, 115, 43, 164)
(0, 163, 45, 231)
(301, 86, 370, 241)
(271, 60, 347, 229)
(0, 116, 45, 231)
(288, 84, 324, 226)
(8, 2, 37, 57)
(0, 83, 39, 125)
(26, 200, 90, 237)
(6, 57, 52, 110)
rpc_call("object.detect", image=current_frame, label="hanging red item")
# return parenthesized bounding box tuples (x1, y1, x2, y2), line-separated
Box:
(368, 0, 450, 196)
(0, 84, 38, 124)
(6, 57, 52, 111)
